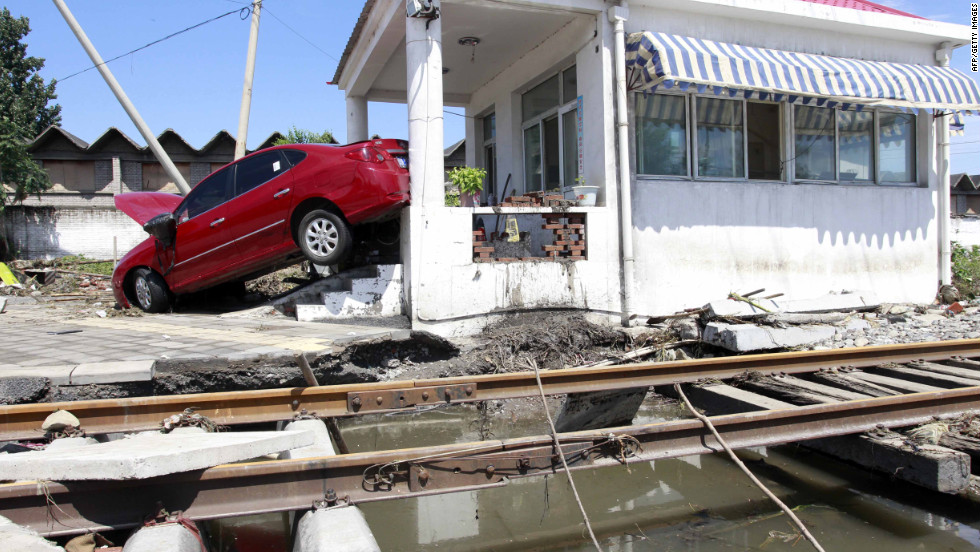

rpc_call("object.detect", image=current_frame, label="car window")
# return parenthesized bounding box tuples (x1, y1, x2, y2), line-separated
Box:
(235, 151, 288, 197)
(176, 166, 233, 223)
(283, 149, 307, 167)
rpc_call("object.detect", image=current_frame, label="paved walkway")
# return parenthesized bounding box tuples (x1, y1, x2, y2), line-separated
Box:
(0, 298, 407, 378)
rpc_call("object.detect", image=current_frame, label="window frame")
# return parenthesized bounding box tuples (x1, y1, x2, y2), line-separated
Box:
(632, 90, 919, 187)
(521, 65, 579, 193)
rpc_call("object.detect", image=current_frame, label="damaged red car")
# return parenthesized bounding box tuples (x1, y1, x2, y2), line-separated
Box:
(112, 140, 409, 312)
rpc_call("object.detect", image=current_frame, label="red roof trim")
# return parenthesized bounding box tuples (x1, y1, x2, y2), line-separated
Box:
(797, 0, 923, 19)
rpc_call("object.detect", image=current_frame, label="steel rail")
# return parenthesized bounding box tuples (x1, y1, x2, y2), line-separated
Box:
(2, 339, 978, 440)
(1, 386, 977, 537)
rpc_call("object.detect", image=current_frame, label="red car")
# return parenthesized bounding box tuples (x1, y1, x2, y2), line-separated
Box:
(112, 140, 409, 312)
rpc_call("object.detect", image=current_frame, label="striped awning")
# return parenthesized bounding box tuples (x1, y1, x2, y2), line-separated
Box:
(626, 31, 980, 113)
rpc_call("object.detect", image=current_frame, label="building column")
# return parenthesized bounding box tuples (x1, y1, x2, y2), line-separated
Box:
(346, 95, 369, 144)
(111, 157, 122, 194)
(403, 2, 444, 325)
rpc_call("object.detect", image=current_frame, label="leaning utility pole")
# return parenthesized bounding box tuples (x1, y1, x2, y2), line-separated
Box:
(234, 0, 262, 160)
(52, 0, 191, 195)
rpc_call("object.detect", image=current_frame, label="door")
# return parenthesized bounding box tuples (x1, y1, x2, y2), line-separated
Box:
(223, 150, 295, 267)
(168, 165, 235, 291)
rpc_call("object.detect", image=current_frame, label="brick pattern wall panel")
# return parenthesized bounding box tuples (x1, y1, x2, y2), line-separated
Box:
(3, 206, 147, 260)
(94, 159, 113, 193)
(190, 162, 212, 187)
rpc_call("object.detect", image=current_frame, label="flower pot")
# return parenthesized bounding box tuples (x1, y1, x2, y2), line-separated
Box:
(572, 185, 599, 206)
(460, 191, 480, 207)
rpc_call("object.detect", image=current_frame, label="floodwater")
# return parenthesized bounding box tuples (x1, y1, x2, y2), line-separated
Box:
(207, 396, 980, 551)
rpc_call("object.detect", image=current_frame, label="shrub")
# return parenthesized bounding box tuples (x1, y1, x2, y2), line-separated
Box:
(952, 241, 980, 298)
(447, 166, 486, 195)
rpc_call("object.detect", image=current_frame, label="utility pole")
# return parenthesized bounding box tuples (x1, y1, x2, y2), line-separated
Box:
(235, 0, 262, 160)
(52, 0, 191, 195)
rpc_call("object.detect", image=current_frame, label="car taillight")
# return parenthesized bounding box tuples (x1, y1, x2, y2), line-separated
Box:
(345, 147, 385, 163)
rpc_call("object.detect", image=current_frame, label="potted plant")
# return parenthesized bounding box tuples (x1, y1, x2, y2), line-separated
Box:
(449, 166, 486, 207)
(571, 175, 598, 206)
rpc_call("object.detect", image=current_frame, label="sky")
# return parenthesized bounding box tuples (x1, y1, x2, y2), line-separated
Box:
(4, 0, 980, 173)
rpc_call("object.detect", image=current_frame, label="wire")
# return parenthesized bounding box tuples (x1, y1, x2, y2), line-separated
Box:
(673, 383, 827, 552)
(59, 5, 251, 82)
(263, 6, 339, 63)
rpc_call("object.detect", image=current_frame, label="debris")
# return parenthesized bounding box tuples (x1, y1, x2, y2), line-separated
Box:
(939, 284, 960, 304)
(95, 310, 107, 318)
(160, 408, 221, 433)
(41, 409, 81, 433)
(0, 297, 6, 314)
(947, 301, 965, 314)
(46, 329, 82, 335)
(0, 263, 19, 286)
(706, 291, 878, 319)
(703, 322, 836, 352)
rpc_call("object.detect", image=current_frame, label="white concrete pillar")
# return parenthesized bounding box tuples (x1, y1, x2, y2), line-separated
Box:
(346, 96, 369, 144)
(122, 523, 202, 552)
(403, 3, 445, 324)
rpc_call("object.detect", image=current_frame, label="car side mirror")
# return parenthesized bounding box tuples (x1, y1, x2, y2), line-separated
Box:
(143, 213, 177, 248)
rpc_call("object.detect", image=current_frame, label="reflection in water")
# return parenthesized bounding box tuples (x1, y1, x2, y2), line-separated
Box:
(210, 395, 980, 551)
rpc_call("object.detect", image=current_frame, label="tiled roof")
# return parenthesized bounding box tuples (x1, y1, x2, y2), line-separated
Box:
(797, 0, 923, 19)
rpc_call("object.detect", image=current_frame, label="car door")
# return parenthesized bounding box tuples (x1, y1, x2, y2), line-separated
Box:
(223, 150, 295, 267)
(167, 165, 235, 291)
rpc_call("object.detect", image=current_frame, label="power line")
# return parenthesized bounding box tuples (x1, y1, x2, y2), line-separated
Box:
(59, 5, 252, 82)
(262, 6, 339, 63)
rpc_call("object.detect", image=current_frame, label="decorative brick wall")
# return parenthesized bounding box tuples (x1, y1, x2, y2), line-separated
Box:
(190, 162, 212, 187)
(121, 161, 142, 192)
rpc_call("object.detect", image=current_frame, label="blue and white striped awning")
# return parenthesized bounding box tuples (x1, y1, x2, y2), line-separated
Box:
(626, 31, 980, 113)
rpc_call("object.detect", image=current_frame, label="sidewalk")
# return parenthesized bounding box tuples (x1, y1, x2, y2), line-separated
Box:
(0, 297, 408, 383)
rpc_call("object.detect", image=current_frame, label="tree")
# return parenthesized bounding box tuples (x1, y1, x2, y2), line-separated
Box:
(0, 8, 60, 205)
(273, 126, 337, 146)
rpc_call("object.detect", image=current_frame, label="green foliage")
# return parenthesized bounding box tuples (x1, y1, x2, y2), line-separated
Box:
(444, 189, 460, 207)
(448, 166, 486, 195)
(273, 126, 336, 146)
(952, 242, 980, 298)
(56, 255, 114, 276)
(0, 8, 60, 207)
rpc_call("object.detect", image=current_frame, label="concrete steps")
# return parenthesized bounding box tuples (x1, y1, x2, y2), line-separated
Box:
(294, 264, 404, 322)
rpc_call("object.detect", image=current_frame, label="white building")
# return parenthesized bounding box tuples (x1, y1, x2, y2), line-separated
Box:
(333, 0, 980, 335)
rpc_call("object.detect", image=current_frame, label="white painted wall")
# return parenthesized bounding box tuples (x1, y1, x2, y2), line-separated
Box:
(4, 204, 145, 260)
(952, 217, 980, 248)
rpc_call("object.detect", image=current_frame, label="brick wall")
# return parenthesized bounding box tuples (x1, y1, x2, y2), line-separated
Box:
(190, 162, 211, 187)
(94, 159, 113, 192)
(3, 206, 146, 260)
(121, 161, 142, 192)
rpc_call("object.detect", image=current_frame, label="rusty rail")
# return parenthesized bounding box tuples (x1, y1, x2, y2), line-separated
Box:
(2, 386, 977, 537)
(2, 339, 979, 440)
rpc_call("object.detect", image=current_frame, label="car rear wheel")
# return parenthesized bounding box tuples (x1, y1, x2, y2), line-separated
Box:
(132, 268, 170, 313)
(298, 209, 352, 265)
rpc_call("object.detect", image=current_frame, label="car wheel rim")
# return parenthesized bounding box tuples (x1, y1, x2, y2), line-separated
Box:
(305, 217, 339, 257)
(135, 276, 152, 309)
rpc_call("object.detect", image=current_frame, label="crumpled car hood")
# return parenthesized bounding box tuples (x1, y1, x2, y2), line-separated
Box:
(114, 192, 182, 226)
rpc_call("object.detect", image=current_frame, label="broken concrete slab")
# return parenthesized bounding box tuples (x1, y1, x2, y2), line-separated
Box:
(59, 360, 155, 386)
(0, 376, 47, 405)
(0, 515, 64, 551)
(0, 430, 313, 481)
(279, 419, 336, 460)
(554, 388, 647, 432)
(703, 322, 836, 352)
(706, 292, 877, 319)
(45, 436, 98, 452)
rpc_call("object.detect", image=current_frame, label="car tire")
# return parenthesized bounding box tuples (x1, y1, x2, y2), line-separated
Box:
(298, 209, 352, 265)
(132, 268, 170, 313)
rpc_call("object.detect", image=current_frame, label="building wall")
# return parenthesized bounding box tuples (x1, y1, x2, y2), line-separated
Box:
(622, 6, 942, 314)
(952, 217, 980, 248)
(3, 202, 146, 260)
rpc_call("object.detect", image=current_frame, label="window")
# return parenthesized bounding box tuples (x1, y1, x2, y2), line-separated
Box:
(177, 166, 232, 222)
(283, 149, 308, 167)
(522, 65, 578, 192)
(633, 91, 917, 185)
(235, 151, 288, 196)
(481, 113, 497, 203)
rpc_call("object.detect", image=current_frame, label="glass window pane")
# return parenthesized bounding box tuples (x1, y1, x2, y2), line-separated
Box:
(562, 109, 579, 187)
(879, 112, 916, 183)
(483, 113, 495, 142)
(179, 166, 231, 221)
(838, 110, 874, 181)
(794, 106, 836, 180)
(524, 125, 542, 192)
(697, 98, 744, 178)
(235, 151, 287, 196)
(634, 94, 687, 176)
(747, 102, 781, 180)
(522, 75, 560, 121)
(543, 116, 560, 190)
(562, 66, 577, 104)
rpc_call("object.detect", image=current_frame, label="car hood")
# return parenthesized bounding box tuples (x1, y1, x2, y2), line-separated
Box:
(115, 192, 183, 226)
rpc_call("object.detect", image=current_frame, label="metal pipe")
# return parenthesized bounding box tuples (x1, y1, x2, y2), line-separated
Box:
(937, 42, 953, 285)
(51, 0, 191, 195)
(610, 5, 635, 325)
(234, 0, 262, 160)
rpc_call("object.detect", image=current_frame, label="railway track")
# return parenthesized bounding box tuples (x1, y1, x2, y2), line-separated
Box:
(1, 339, 979, 537)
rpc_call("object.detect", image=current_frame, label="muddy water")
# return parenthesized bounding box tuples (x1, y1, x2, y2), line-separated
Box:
(209, 395, 980, 551)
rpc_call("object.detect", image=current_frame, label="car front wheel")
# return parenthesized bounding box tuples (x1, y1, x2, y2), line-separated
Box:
(298, 209, 352, 265)
(132, 268, 170, 313)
